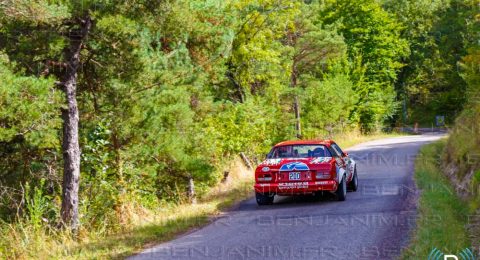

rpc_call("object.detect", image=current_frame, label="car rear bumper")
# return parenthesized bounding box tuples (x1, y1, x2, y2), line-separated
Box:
(254, 180, 338, 195)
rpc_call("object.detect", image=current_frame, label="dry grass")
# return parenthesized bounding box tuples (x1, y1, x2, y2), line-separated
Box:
(331, 129, 404, 149)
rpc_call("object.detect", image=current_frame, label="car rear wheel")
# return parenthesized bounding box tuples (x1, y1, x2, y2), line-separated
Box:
(336, 175, 347, 201)
(256, 192, 274, 205)
(348, 168, 358, 192)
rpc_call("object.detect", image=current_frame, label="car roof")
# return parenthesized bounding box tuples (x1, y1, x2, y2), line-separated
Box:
(273, 139, 335, 147)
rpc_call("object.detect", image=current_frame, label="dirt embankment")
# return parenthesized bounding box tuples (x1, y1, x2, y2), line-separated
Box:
(442, 103, 480, 252)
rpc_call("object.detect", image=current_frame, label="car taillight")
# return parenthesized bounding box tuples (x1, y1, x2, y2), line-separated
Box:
(315, 171, 330, 179)
(257, 173, 272, 182)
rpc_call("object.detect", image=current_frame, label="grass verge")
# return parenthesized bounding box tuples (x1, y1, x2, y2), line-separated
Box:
(401, 140, 471, 258)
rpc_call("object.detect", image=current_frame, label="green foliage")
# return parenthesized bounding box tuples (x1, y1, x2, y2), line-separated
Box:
(0, 53, 61, 146)
(444, 0, 480, 185)
(320, 0, 409, 131)
(225, 0, 300, 101)
(301, 73, 357, 137)
(80, 122, 119, 229)
(24, 179, 52, 231)
(403, 140, 470, 258)
(322, 0, 409, 84)
(0, 53, 61, 219)
(384, 0, 472, 124)
(0, 0, 70, 24)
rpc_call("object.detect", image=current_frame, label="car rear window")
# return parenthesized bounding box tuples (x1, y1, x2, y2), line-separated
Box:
(267, 145, 332, 159)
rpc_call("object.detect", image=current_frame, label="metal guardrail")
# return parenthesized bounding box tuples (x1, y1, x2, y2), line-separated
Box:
(392, 125, 449, 134)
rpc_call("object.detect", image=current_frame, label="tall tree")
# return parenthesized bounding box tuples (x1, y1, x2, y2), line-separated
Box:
(0, 0, 156, 230)
(283, 7, 345, 137)
(320, 0, 409, 131)
(59, 14, 91, 231)
(0, 0, 86, 230)
(224, 0, 299, 102)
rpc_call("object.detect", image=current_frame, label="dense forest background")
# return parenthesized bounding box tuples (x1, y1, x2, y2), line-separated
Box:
(0, 0, 478, 257)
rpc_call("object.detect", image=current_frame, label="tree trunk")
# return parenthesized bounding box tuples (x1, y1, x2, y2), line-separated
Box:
(112, 132, 124, 184)
(240, 152, 252, 169)
(290, 65, 301, 138)
(60, 16, 91, 231)
(226, 68, 245, 103)
(293, 95, 301, 138)
(187, 176, 196, 204)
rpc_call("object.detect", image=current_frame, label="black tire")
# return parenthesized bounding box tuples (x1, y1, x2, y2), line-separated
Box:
(348, 168, 358, 192)
(256, 192, 274, 205)
(335, 175, 347, 201)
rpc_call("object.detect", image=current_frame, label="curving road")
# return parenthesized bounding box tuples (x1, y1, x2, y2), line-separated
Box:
(130, 133, 445, 260)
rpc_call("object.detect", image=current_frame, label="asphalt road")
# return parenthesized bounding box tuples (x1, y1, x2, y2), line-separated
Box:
(130, 133, 445, 260)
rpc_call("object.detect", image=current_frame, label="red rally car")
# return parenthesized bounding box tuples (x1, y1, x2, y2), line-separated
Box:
(254, 140, 358, 205)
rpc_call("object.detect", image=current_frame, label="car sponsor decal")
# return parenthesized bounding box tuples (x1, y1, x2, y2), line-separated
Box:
(279, 162, 310, 171)
(310, 157, 332, 164)
(335, 157, 342, 165)
(262, 158, 282, 166)
(278, 182, 309, 189)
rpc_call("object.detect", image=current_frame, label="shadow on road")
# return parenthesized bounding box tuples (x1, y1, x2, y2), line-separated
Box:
(233, 192, 339, 213)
